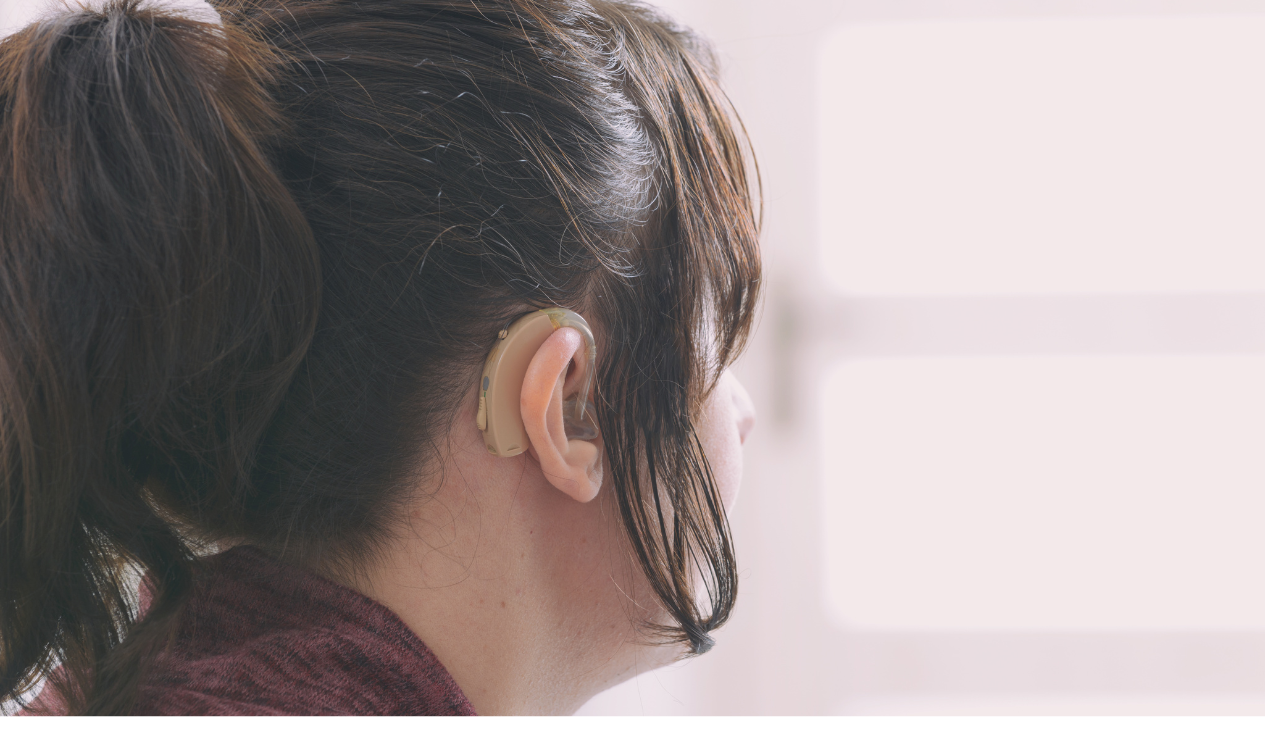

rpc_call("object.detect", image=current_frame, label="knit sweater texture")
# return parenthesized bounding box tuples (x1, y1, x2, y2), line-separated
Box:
(27, 546, 476, 716)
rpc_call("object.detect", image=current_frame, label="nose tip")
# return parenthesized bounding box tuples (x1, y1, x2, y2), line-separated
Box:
(730, 375, 756, 446)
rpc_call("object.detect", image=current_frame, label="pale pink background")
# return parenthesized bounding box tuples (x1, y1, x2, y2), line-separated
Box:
(578, 0, 1265, 716)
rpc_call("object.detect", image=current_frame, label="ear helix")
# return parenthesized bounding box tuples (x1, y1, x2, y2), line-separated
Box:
(476, 308, 598, 456)
(544, 308, 598, 442)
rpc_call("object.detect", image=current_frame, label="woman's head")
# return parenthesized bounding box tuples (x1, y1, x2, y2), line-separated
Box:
(0, 0, 759, 713)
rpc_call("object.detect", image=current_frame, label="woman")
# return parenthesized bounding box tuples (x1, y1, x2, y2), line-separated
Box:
(0, 0, 760, 715)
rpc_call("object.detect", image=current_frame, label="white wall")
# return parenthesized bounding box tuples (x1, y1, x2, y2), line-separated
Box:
(580, 0, 1265, 715)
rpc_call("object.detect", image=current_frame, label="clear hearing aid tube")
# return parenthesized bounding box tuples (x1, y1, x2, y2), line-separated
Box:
(542, 308, 599, 441)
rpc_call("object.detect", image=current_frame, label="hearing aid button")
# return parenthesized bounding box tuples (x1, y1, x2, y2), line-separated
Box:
(476, 394, 487, 430)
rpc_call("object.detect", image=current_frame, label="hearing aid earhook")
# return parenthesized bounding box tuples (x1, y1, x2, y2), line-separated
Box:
(476, 308, 598, 456)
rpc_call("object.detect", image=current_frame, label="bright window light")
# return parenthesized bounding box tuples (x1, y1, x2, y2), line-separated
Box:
(822, 356, 1265, 630)
(819, 17, 1265, 295)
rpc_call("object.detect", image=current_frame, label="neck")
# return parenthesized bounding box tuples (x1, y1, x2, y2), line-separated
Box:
(340, 425, 677, 715)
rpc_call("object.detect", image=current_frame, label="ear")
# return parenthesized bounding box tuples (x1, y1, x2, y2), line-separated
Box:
(520, 327, 603, 503)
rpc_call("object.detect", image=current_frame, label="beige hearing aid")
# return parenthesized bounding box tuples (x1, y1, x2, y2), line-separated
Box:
(476, 308, 598, 456)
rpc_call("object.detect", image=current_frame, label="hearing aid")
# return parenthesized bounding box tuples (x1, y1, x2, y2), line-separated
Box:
(476, 308, 598, 456)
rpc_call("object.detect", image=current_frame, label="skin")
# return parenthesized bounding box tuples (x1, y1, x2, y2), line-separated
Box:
(348, 325, 756, 715)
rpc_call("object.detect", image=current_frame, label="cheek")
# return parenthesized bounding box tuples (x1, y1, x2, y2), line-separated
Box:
(694, 379, 744, 513)
(577, 376, 747, 673)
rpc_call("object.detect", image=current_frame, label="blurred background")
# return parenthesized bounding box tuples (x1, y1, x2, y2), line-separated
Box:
(576, 0, 1265, 716)
(7, 0, 1265, 716)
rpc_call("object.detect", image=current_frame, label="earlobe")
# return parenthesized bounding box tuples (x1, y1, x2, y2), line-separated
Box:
(520, 327, 603, 503)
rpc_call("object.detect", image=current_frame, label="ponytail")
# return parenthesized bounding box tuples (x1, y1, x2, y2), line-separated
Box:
(0, 0, 319, 713)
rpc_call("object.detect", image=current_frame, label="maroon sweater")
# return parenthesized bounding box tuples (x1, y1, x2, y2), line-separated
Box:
(30, 546, 476, 716)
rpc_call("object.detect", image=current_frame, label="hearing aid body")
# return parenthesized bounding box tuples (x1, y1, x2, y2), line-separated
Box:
(477, 308, 598, 456)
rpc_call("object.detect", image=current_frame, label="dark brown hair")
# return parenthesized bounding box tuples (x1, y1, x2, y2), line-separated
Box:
(0, 0, 760, 715)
